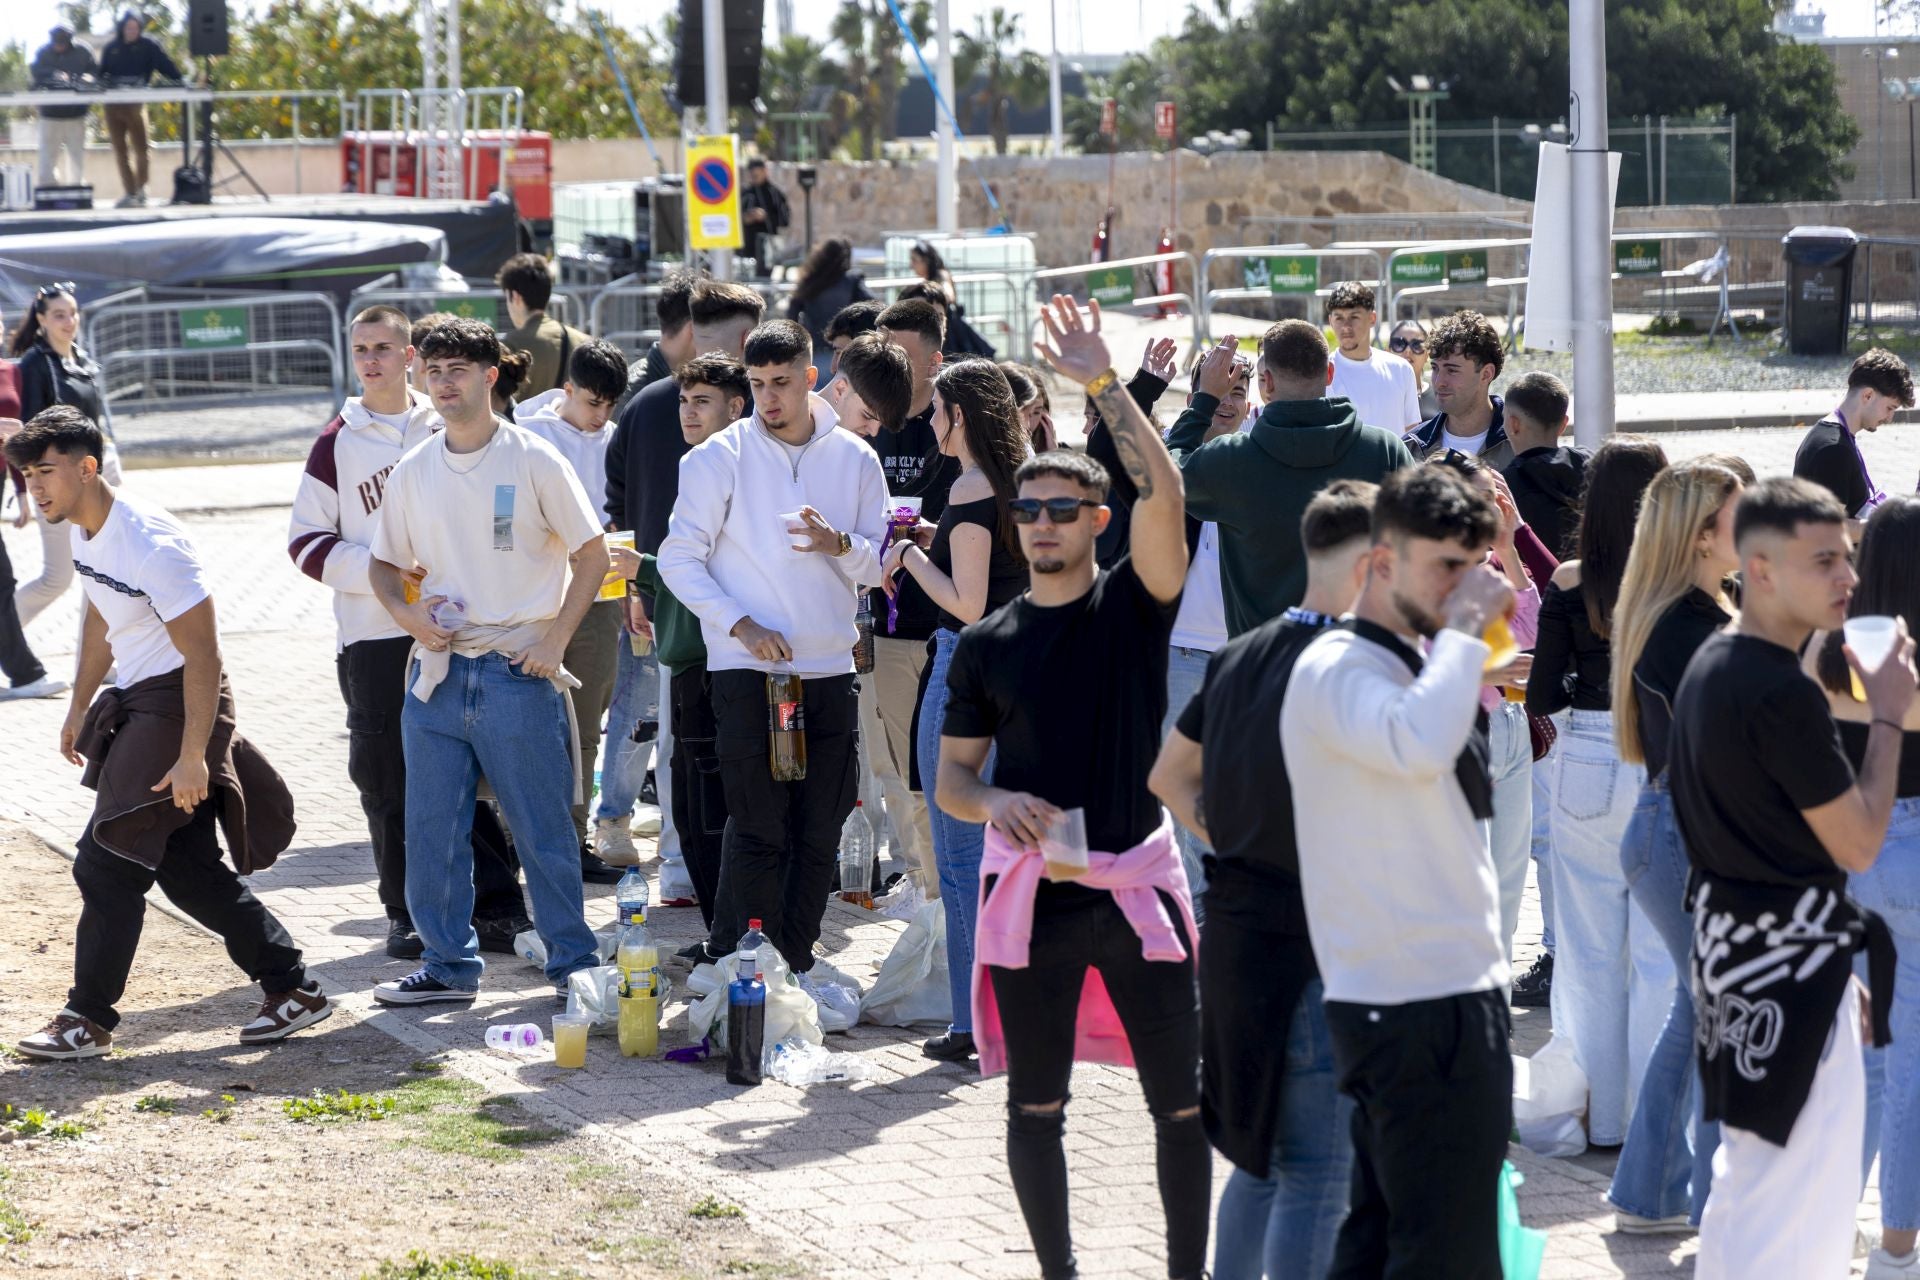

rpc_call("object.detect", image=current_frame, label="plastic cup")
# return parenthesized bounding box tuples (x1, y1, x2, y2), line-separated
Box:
(600, 530, 635, 602)
(1844, 615, 1900, 703)
(484, 1023, 543, 1052)
(889, 496, 923, 522)
(551, 1012, 590, 1068)
(1041, 807, 1090, 882)
(1482, 612, 1519, 673)
(778, 509, 810, 552)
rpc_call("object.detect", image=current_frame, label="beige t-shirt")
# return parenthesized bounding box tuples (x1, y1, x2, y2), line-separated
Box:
(372, 419, 603, 629)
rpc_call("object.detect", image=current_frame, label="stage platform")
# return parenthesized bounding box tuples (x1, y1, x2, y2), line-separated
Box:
(0, 194, 522, 279)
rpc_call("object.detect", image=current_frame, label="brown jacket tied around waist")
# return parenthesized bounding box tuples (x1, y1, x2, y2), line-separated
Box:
(76, 669, 297, 875)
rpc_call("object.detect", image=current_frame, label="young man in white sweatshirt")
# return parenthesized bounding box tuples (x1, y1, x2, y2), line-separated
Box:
(1281, 465, 1516, 1277)
(514, 337, 631, 883)
(658, 319, 888, 987)
(287, 305, 531, 960)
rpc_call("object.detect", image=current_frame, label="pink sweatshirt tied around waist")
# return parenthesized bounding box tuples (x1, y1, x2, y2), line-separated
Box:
(972, 817, 1197, 1078)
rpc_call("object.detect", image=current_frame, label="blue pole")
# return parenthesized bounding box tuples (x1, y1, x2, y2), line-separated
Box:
(879, 0, 1011, 233)
(588, 10, 665, 172)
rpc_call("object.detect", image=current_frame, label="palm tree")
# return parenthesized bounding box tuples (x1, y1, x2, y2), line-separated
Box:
(954, 8, 1049, 154)
(1065, 54, 1165, 153)
(829, 0, 930, 161)
(758, 34, 853, 158)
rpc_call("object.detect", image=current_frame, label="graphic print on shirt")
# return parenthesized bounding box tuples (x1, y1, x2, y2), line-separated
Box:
(76, 560, 164, 622)
(492, 485, 515, 551)
(355, 462, 397, 517)
(1693, 881, 1846, 1083)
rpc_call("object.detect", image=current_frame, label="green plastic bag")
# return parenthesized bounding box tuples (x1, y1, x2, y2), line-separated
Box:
(1499, 1160, 1547, 1280)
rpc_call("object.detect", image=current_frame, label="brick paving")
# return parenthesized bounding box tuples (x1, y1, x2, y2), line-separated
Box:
(3, 432, 1904, 1278)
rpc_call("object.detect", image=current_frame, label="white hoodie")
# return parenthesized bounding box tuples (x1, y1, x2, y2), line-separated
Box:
(287, 389, 439, 650)
(514, 387, 613, 520)
(658, 399, 888, 675)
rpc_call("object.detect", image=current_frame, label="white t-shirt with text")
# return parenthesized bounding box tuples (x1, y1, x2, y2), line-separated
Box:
(71, 489, 212, 688)
(1330, 348, 1423, 433)
(371, 420, 604, 630)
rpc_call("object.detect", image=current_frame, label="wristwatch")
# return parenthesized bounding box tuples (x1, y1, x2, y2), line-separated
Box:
(833, 530, 852, 557)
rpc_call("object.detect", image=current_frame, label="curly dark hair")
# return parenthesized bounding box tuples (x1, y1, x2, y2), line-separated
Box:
(1849, 347, 1915, 408)
(1372, 464, 1499, 548)
(1325, 281, 1376, 316)
(416, 317, 502, 366)
(1427, 309, 1505, 378)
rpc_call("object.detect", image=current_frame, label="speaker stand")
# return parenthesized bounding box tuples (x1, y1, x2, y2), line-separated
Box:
(194, 61, 270, 202)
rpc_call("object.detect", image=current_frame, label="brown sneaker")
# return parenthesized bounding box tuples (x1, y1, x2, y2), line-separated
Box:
(16, 1011, 111, 1060)
(239, 982, 333, 1044)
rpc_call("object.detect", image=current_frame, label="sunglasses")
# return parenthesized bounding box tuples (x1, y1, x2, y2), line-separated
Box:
(1009, 497, 1100, 524)
(1388, 336, 1426, 354)
(36, 282, 75, 302)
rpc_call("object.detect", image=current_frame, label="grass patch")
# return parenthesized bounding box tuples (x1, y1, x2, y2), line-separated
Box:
(386, 1075, 562, 1161)
(132, 1095, 176, 1114)
(361, 1251, 524, 1280)
(689, 1196, 744, 1221)
(202, 1094, 237, 1123)
(565, 1158, 622, 1186)
(408, 1059, 446, 1074)
(720, 1263, 799, 1278)
(283, 1089, 397, 1124)
(0, 1172, 34, 1245)
(2, 1105, 86, 1140)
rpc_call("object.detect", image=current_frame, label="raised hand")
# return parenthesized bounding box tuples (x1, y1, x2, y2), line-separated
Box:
(1139, 336, 1178, 385)
(1035, 294, 1113, 389)
(1195, 338, 1242, 401)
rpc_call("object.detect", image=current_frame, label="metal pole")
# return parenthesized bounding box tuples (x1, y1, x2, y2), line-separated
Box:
(1910, 99, 1916, 201)
(1728, 112, 1736, 204)
(1644, 116, 1652, 205)
(293, 98, 302, 193)
(1048, 0, 1063, 157)
(1569, 0, 1614, 448)
(1492, 115, 1500, 194)
(702, 0, 731, 281)
(1659, 115, 1667, 206)
(1878, 63, 1888, 202)
(935, 0, 957, 233)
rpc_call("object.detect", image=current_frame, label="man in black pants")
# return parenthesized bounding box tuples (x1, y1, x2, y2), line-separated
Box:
(12, 408, 327, 1059)
(936, 295, 1205, 1280)
(657, 321, 888, 999)
(288, 305, 530, 959)
(1282, 466, 1515, 1278)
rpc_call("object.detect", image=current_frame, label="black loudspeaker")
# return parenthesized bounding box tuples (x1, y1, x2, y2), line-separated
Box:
(187, 0, 230, 57)
(676, 0, 764, 109)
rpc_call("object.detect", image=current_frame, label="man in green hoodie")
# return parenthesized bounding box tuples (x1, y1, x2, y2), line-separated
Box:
(1167, 321, 1415, 637)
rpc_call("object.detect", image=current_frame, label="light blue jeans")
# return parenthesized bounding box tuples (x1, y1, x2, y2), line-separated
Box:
(918, 628, 990, 1035)
(1212, 978, 1353, 1280)
(1854, 796, 1920, 1228)
(402, 652, 601, 989)
(1608, 777, 1717, 1223)
(1531, 711, 1569, 954)
(1489, 701, 1533, 958)
(1547, 709, 1669, 1146)
(1162, 644, 1215, 921)
(599, 642, 683, 862)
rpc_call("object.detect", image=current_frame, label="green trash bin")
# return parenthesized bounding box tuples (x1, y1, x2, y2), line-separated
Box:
(1781, 225, 1858, 357)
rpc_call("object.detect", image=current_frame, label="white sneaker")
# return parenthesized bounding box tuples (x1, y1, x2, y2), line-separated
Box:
(1867, 1247, 1920, 1279)
(0, 675, 70, 701)
(592, 818, 639, 866)
(1612, 1211, 1694, 1236)
(631, 802, 663, 837)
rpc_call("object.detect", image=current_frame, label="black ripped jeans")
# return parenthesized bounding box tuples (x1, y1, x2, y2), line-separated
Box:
(987, 885, 1208, 1280)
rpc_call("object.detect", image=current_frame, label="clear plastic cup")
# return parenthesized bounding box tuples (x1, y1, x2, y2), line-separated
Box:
(1041, 807, 1090, 881)
(429, 598, 468, 630)
(484, 1023, 543, 1052)
(1844, 615, 1901, 703)
(551, 1012, 590, 1068)
(778, 510, 810, 552)
(601, 531, 635, 601)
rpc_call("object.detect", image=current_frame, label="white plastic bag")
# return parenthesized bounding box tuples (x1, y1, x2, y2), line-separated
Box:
(803, 959, 864, 1034)
(1512, 1036, 1589, 1158)
(860, 901, 953, 1028)
(514, 925, 618, 971)
(875, 875, 927, 922)
(766, 1036, 878, 1086)
(686, 946, 823, 1052)
(566, 965, 624, 1037)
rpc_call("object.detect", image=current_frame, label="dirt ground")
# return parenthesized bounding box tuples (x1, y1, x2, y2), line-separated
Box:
(0, 824, 809, 1280)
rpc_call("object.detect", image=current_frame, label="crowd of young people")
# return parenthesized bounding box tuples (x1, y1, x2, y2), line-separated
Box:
(8, 244, 1920, 1280)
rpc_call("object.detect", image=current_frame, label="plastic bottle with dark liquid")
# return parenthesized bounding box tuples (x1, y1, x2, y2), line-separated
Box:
(725, 918, 768, 1087)
(852, 592, 875, 674)
(767, 665, 807, 781)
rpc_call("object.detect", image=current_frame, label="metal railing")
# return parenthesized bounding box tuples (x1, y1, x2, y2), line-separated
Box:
(349, 284, 580, 329)
(1239, 212, 1530, 247)
(1195, 245, 1387, 340)
(85, 291, 345, 415)
(1028, 252, 1203, 356)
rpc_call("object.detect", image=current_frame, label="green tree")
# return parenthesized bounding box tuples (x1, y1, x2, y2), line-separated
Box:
(952, 8, 1049, 154)
(828, 0, 929, 161)
(757, 34, 854, 159)
(1064, 53, 1165, 153)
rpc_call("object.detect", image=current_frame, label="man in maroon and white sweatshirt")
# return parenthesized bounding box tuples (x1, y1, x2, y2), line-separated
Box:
(286, 305, 530, 960)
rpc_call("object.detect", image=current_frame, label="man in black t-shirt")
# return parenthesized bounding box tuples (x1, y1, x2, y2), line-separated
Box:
(1792, 347, 1913, 532)
(1148, 480, 1374, 1274)
(1668, 477, 1914, 1279)
(937, 295, 1206, 1280)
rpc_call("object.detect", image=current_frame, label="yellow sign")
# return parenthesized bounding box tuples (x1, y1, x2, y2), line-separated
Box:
(685, 133, 744, 251)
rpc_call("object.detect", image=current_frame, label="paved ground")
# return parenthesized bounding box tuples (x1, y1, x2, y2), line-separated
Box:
(2, 431, 1903, 1278)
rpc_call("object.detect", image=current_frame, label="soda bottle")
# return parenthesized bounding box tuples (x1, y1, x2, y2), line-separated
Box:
(725, 932, 767, 1086)
(852, 591, 875, 675)
(735, 918, 768, 985)
(615, 910, 659, 998)
(837, 801, 877, 908)
(615, 865, 649, 923)
(618, 987, 659, 1058)
(767, 666, 807, 781)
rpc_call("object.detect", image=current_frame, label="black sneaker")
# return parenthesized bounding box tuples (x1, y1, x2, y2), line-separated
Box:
(385, 918, 425, 960)
(1511, 952, 1554, 1007)
(475, 915, 533, 955)
(640, 770, 658, 806)
(922, 1030, 977, 1062)
(676, 940, 716, 965)
(373, 970, 478, 1006)
(580, 845, 624, 885)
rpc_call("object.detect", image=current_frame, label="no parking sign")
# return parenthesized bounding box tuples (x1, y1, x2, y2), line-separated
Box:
(686, 133, 743, 251)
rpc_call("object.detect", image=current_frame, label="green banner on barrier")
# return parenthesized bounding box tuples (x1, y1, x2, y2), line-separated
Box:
(1614, 239, 1664, 276)
(435, 295, 505, 326)
(1390, 252, 1447, 286)
(1449, 249, 1489, 286)
(1088, 266, 1135, 308)
(180, 306, 251, 350)
(1266, 256, 1319, 295)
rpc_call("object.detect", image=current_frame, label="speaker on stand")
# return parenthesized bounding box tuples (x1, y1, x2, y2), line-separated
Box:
(173, 0, 269, 205)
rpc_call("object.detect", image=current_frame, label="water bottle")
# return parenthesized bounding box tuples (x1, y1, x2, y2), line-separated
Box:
(726, 955, 767, 1087)
(615, 865, 649, 924)
(428, 597, 468, 631)
(735, 918, 768, 986)
(484, 1023, 543, 1052)
(837, 801, 877, 908)
(766, 665, 807, 781)
(852, 591, 875, 674)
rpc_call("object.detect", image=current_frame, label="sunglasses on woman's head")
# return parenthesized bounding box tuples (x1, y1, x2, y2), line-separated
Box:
(1388, 336, 1426, 354)
(36, 282, 75, 301)
(1008, 497, 1100, 524)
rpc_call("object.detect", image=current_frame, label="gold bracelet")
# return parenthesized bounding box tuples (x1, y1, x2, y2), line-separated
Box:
(1084, 367, 1120, 398)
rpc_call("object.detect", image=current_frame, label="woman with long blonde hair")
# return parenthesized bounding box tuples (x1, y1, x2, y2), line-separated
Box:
(1603, 460, 1744, 1233)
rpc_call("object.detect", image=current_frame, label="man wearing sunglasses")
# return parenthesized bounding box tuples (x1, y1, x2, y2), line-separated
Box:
(936, 295, 1209, 1280)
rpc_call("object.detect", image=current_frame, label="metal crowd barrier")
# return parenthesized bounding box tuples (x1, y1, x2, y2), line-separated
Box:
(348, 285, 580, 329)
(1027, 252, 1203, 358)
(1195, 245, 1387, 341)
(86, 291, 345, 415)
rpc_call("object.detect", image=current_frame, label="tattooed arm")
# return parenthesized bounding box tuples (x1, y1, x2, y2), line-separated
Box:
(1034, 294, 1188, 604)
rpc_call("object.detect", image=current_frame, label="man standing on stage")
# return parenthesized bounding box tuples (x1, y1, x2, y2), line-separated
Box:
(97, 10, 185, 207)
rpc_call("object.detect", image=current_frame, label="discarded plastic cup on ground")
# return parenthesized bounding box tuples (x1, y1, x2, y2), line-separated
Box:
(1041, 807, 1090, 881)
(484, 1022, 544, 1053)
(551, 1012, 590, 1068)
(766, 1037, 878, 1086)
(1845, 615, 1901, 702)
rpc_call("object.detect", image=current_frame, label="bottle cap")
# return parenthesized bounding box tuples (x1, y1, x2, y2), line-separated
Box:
(747, 918, 763, 930)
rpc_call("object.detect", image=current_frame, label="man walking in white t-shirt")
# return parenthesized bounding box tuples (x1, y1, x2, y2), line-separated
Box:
(1326, 281, 1421, 433)
(367, 318, 611, 1006)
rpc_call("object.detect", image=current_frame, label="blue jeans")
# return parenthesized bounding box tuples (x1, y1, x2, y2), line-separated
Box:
(1854, 796, 1920, 1227)
(1608, 777, 1717, 1223)
(1489, 701, 1533, 958)
(402, 652, 600, 989)
(1162, 644, 1214, 920)
(1531, 711, 1568, 954)
(1212, 978, 1353, 1280)
(598, 642, 682, 861)
(1547, 709, 1669, 1147)
(919, 628, 990, 1034)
